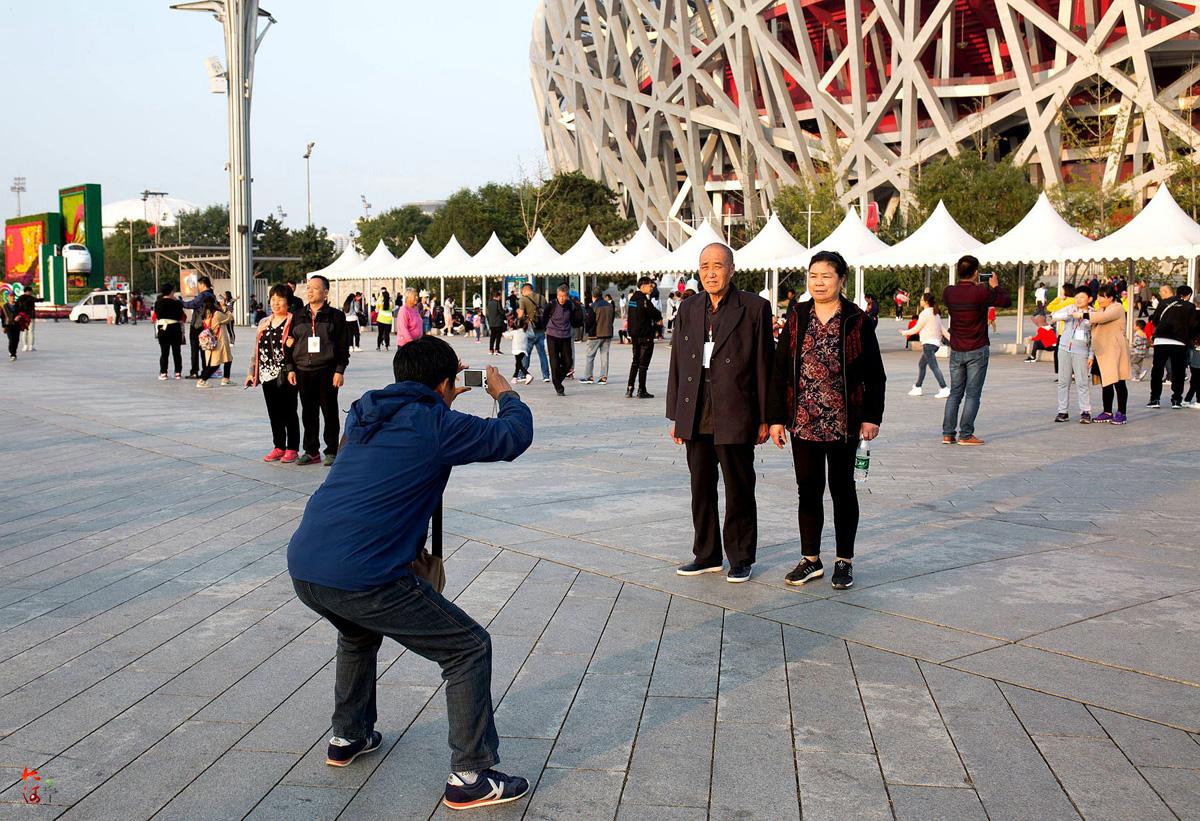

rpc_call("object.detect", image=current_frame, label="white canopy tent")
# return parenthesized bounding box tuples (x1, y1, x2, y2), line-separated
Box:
(597, 223, 670, 274)
(502, 229, 565, 296)
(532, 226, 611, 276)
(647, 221, 726, 275)
(860, 201, 982, 278)
(309, 242, 364, 279)
(394, 237, 433, 275)
(736, 214, 807, 311)
(463, 232, 517, 307)
(778, 208, 889, 306)
(344, 240, 397, 279)
(413, 235, 475, 303)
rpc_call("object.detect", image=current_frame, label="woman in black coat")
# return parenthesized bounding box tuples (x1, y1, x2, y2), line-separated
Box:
(767, 251, 886, 591)
(153, 283, 186, 379)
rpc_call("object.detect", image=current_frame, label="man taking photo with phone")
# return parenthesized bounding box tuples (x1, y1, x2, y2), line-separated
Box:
(287, 336, 535, 811)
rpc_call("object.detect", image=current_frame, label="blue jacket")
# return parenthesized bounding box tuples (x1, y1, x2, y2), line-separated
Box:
(287, 382, 533, 591)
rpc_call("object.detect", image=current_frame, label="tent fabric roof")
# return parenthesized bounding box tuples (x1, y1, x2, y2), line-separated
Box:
(338, 240, 397, 280)
(860, 201, 982, 269)
(414, 235, 474, 276)
(647, 221, 726, 274)
(535, 226, 612, 275)
(776, 208, 888, 270)
(598, 224, 670, 274)
(505, 229, 561, 274)
(735, 214, 807, 270)
(310, 242, 365, 280)
(393, 237, 432, 274)
(1067, 186, 1200, 263)
(975, 193, 1093, 265)
(462, 232, 516, 276)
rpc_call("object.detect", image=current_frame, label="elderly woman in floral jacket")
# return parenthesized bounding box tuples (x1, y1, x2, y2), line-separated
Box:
(244, 284, 300, 461)
(767, 250, 886, 592)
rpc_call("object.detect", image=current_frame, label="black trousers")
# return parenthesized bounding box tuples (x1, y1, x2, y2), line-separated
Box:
(1102, 381, 1128, 414)
(188, 325, 202, 375)
(297, 366, 340, 455)
(6, 327, 20, 357)
(1150, 345, 1188, 403)
(158, 325, 183, 374)
(628, 336, 654, 391)
(489, 327, 504, 353)
(377, 323, 390, 350)
(201, 361, 232, 381)
(262, 377, 300, 451)
(348, 322, 360, 348)
(547, 335, 572, 390)
(791, 439, 859, 560)
(1186, 367, 1200, 403)
(685, 436, 757, 568)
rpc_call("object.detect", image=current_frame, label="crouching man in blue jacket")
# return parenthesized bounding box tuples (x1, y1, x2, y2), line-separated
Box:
(288, 336, 534, 810)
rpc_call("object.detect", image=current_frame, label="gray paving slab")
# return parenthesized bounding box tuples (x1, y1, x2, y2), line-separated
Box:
(1033, 736, 1177, 820)
(524, 766, 624, 820)
(1138, 766, 1200, 821)
(647, 597, 723, 698)
(546, 673, 649, 770)
(784, 628, 875, 755)
(999, 683, 1106, 738)
(889, 785, 988, 820)
(796, 751, 891, 821)
(710, 721, 799, 819)
(620, 696, 715, 808)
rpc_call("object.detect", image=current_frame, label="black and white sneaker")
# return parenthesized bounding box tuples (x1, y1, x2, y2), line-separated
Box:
(325, 731, 382, 767)
(785, 558, 823, 586)
(1171, 400, 1183, 409)
(443, 769, 529, 810)
(726, 564, 752, 583)
(1147, 400, 1161, 408)
(677, 561, 723, 576)
(831, 561, 854, 589)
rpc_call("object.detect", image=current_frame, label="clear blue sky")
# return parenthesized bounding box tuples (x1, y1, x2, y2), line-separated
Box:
(0, 0, 547, 235)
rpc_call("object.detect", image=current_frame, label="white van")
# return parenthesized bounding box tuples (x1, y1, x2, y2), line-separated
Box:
(69, 291, 122, 323)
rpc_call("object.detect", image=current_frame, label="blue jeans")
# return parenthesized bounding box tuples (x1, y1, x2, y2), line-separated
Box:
(292, 576, 499, 772)
(916, 343, 946, 389)
(942, 346, 989, 437)
(524, 330, 550, 379)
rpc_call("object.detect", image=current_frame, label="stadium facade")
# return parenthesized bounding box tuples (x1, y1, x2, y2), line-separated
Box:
(531, 1, 1200, 239)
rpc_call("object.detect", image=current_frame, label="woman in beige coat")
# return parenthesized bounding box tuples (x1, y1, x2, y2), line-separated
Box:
(1090, 283, 1131, 424)
(198, 304, 235, 387)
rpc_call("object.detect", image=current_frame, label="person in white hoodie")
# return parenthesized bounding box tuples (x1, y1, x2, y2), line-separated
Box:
(900, 292, 950, 398)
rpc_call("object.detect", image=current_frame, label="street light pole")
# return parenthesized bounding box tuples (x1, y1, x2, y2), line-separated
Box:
(10, 177, 25, 216)
(172, 0, 275, 325)
(303, 141, 314, 226)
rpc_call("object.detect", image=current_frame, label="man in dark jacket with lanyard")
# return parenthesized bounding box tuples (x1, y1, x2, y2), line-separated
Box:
(666, 243, 774, 583)
(1148, 284, 1197, 409)
(285, 275, 349, 466)
(626, 276, 663, 398)
(180, 275, 216, 378)
(288, 337, 534, 810)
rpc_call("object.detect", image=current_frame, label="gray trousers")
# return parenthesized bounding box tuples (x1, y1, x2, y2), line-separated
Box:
(1057, 351, 1092, 414)
(583, 337, 611, 380)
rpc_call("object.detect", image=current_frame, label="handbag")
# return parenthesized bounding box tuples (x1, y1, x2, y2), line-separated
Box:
(409, 500, 445, 593)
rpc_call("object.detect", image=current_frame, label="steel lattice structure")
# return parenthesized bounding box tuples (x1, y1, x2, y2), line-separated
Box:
(531, 0, 1200, 238)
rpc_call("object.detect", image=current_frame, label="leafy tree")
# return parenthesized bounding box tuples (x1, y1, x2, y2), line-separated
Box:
(773, 174, 845, 247)
(285, 224, 335, 278)
(1047, 179, 1132, 239)
(910, 152, 1039, 242)
(103, 219, 156, 292)
(175, 204, 231, 245)
(533, 171, 635, 250)
(355, 205, 433, 256)
(422, 184, 524, 255)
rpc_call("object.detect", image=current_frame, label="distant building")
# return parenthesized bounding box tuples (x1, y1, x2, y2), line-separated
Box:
(328, 233, 351, 254)
(403, 200, 445, 217)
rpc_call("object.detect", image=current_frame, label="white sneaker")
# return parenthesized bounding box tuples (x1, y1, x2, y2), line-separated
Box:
(220, 378, 231, 386)
(523, 374, 533, 385)
(935, 387, 950, 398)
(907, 386, 923, 396)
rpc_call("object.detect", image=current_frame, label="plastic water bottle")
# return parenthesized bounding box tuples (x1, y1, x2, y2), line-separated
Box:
(854, 440, 871, 483)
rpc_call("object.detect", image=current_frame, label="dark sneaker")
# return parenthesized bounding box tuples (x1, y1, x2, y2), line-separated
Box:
(677, 561, 723, 576)
(785, 557, 824, 586)
(726, 565, 752, 583)
(637, 391, 655, 399)
(578, 377, 594, 384)
(625, 387, 634, 398)
(1054, 413, 1069, 423)
(1171, 400, 1183, 409)
(443, 769, 529, 811)
(296, 452, 322, 466)
(1111, 412, 1128, 425)
(1093, 412, 1113, 423)
(325, 731, 382, 767)
(323, 453, 337, 467)
(831, 560, 854, 589)
(1147, 400, 1161, 408)
(555, 387, 565, 397)
(1079, 412, 1093, 424)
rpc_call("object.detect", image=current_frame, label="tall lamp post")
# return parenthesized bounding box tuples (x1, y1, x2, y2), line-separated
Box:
(10, 177, 26, 216)
(171, 0, 275, 325)
(303, 142, 314, 226)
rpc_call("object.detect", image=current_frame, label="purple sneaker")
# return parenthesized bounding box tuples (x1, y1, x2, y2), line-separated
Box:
(1111, 412, 1128, 425)
(1093, 411, 1113, 423)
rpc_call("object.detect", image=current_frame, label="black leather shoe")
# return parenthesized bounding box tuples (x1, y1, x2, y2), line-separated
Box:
(637, 391, 654, 399)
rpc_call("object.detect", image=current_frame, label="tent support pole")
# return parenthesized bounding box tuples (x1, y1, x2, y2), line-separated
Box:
(1127, 260, 1137, 343)
(1014, 263, 1026, 353)
(439, 276, 444, 304)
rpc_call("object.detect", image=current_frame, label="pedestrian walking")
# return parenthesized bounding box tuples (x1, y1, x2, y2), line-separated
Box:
(375, 291, 393, 351)
(396, 288, 424, 349)
(899, 292, 949, 397)
(1051, 287, 1094, 423)
(152, 283, 185, 379)
(196, 303, 234, 387)
(517, 283, 550, 382)
(667, 243, 774, 583)
(342, 295, 362, 351)
(941, 255, 1011, 445)
(545, 285, 582, 396)
(1147, 284, 1197, 409)
(768, 251, 885, 591)
(1, 293, 29, 361)
(580, 288, 614, 384)
(626, 277, 662, 398)
(285, 275, 349, 466)
(246, 284, 300, 461)
(1089, 284, 1131, 424)
(16, 291, 36, 351)
(485, 291, 506, 355)
(287, 338, 533, 811)
(506, 325, 530, 382)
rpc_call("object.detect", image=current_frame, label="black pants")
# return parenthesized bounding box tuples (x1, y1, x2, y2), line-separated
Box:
(201, 361, 232, 381)
(1185, 367, 1200, 403)
(158, 332, 182, 375)
(547, 335, 572, 390)
(348, 322, 360, 348)
(489, 327, 504, 353)
(262, 377, 300, 451)
(377, 323, 390, 350)
(6, 327, 20, 357)
(297, 366, 340, 455)
(188, 325, 202, 375)
(791, 439, 859, 560)
(1150, 345, 1188, 403)
(1102, 381, 1128, 414)
(628, 336, 654, 392)
(685, 436, 757, 568)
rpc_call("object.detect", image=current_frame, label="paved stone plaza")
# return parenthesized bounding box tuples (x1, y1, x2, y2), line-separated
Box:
(0, 318, 1198, 820)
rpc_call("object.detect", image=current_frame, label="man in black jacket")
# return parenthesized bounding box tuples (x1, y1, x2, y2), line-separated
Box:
(285, 275, 350, 465)
(666, 243, 774, 583)
(544, 285, 583, 396)
(626, 277, 663, 398)
(485, 291, 506, 355)
(1148, 284, 1197, 409)
(180, 276, 217, 378)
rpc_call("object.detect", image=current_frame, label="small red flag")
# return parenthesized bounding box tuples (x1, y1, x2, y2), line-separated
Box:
(147, 225, 157, 238)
